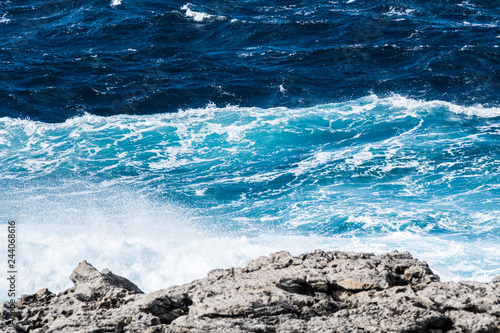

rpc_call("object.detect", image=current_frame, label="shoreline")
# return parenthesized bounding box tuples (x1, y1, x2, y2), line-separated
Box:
(2, 250, 499, 332)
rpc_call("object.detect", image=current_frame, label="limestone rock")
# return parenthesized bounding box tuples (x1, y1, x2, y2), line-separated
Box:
(69, 260, 143, 302)
(1, 250, 499, 332)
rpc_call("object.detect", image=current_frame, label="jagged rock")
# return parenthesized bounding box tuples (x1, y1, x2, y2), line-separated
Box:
(1, 250, 499, 332)
(69, 260, 144, 302)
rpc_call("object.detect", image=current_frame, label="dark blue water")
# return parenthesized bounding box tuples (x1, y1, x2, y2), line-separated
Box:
(1, 0, 499, 122)
(0, 0, 499, 297)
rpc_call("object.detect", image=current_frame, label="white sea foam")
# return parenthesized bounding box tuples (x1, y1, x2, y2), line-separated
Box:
(2, 209, 497, 301)
(0, 189, 340, 299)
(446, 103, 500, 118)
(345, 147, 374, 167)
(34, 94, 495, 125)
(377, 95, 500, 118)
(0, 14, 10, 24)
(1, 191, 498, 299)
(181, 4, 223, 22)
(0, 95, 497, 182)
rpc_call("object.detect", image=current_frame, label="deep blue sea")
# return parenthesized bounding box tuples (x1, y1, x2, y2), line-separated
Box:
(0, 0, 499, 297)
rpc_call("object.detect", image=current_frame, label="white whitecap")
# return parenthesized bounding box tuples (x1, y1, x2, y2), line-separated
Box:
(0, 14, 10, 24)
(447, 103, 500, 118)
(345, 147, 374, 166)
(181, 4, 217, 22)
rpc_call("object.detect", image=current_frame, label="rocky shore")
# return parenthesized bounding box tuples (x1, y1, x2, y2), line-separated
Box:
(1, 250, 499, 332)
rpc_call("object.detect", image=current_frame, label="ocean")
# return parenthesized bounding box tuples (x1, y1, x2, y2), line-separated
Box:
(0, 0, 499, 299)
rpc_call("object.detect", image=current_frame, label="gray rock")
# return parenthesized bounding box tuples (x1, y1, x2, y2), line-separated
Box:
(69, 260, 144, 302)
(1, 250, 499, 332)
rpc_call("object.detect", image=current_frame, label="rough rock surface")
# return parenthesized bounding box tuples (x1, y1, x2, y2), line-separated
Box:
(1, 250, 499, 332)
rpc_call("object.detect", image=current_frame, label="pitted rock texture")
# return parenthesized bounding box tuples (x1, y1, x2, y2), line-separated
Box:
(1, 250, 499, 332)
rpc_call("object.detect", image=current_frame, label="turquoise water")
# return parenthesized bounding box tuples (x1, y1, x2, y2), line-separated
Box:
(1, 95, 499, 296)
